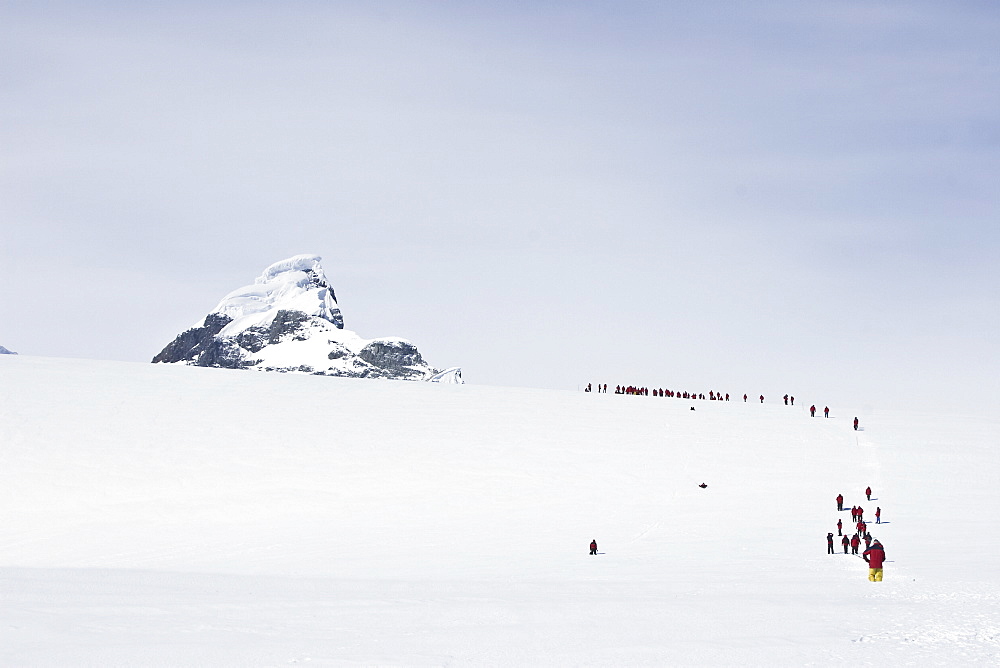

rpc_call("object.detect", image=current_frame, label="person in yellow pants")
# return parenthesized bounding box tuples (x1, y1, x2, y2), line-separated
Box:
(862, 540, 885, 582)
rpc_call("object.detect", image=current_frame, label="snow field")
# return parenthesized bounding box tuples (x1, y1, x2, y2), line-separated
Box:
(1, 355, 998, 665)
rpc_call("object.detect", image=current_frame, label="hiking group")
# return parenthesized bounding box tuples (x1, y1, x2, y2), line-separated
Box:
(828, 487, 886, 581)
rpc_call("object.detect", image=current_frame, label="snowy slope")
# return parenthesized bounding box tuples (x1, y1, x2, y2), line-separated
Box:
(153, 254, 456, 381)
(1, 355, 998, 665)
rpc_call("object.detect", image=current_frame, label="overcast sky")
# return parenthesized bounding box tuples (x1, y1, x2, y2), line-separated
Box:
(2, 1, 997, 412)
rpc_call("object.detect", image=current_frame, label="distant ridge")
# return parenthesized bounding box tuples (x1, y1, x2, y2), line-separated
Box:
(0, 345, 17, 355)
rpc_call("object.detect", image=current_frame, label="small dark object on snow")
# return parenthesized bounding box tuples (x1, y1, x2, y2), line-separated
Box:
(698, 483, 708, 488)
(690, 406, 696, 411)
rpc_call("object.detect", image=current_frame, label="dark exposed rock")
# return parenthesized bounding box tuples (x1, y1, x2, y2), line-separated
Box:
(194, 337, 247, 369)
(0, 345, 17, 355)
(152, 313, 233, 364)
(327, 343, 350, 360)
(359, 339, 428, 378)
(268, 310, 311, 343)
(235, 326, 268, 353)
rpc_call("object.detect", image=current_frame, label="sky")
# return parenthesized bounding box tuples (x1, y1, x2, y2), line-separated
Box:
(2, 1, 998, 412)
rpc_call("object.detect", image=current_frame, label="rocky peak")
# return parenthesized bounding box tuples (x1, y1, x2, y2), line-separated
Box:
(152, 254, 460, 382)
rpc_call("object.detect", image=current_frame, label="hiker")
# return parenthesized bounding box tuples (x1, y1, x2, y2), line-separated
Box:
(836, 493, 844, 511)
(842, 535, 850, 554)
(866, 486, 872, 501)
(854, 417, 859, 431)
(837, 518, 843, 536)
(851, 534, 860, 555)
(875, 507, 881, 524)
(810, 405, 816, 417)
(590, 540, 598, 555)
(851, 506, 858, 522)
(863, 533, 872, 550)
(827, 533, 835, 554)
(824, 406, 829, 418)
(862, 540, 885, 581)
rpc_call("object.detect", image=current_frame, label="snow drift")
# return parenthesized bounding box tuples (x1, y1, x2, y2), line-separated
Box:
(1, 355, 997, 665)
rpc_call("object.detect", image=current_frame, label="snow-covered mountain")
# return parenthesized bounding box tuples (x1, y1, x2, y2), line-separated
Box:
(0, 345, 16, 355)
(153, 254, 460, 381)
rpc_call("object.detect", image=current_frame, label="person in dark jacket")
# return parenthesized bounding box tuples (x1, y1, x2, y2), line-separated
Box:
(863, 540, 885, 581)
(810, 405, 816, 417)
(854, 417, 859, 430)
(837, 494, 844, 511)
(827, 533, 835, 554)
(850, 534, 860, 554)
(590, 540, 598, 555)
(837, 518, 843, 536)
(842, 535, 850, 553)
(863, 533, 872, 550)
(866, 486, 872, 501)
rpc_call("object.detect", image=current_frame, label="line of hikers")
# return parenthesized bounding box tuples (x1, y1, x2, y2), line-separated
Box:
(585, 386, 861, 430)
(828, 487, 885, 581)
(601, 385, 731, 400)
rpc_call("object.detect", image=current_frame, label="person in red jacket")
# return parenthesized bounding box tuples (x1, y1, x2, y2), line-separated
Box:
(836, 494, 844, 511)
(837, 518, 843, 536)
(810, 405, 816, 417)
(866, 486, 872, 501)
(842, 535, 850, 553)
(824, 406, 830, 418)
(827, 532, 835, 554)
(854, 417, 859, 430)
(863, 539, 885, 581)
(850, 534, 860, 554)
(858, 520, 867, 536)
(856, 506, 864, 522)
(863, 533, 872, 549)
(851, 505, 858, 522)
(590, 539, 598, 555)
(875, 507, 881, 524)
